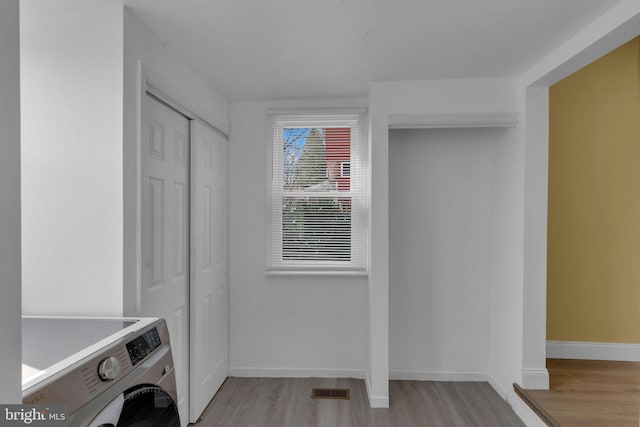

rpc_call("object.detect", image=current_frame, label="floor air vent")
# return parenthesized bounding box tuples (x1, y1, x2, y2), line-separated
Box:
(311, 388, 350, 400)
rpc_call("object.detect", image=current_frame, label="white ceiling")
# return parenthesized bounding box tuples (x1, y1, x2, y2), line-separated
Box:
(122, 0, 622, 101)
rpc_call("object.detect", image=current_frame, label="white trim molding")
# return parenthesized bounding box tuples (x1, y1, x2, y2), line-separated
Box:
(520, 368, 549, 390)
(389, 370, 488, 382)
(387, 112, 519, 129)
(266, 107, 368, 116)
(140, 61, 229, 138)
(488, 373, 507, 400)
(365, 372, 390, 408)
(368, 395, 390, 409)
(547, 340, 640, 361)
(510, 393, 550, 427)
(228, 367, 366, 379)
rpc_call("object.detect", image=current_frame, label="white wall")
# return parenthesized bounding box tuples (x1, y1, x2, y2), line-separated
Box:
(518, 0, 640, 397)
(0, 0, 22, 404)
(521, 86, 549, 389)
(123, 7, 229, 136)
(486, 122, 525, 400)
(20, 3, 229, 318)
(389, 128, 503, 380)
(369, 78, 521, 407)
(21, 0, 124, 316)
(122, 8, 229, 314)
(228, 99, 369, 378)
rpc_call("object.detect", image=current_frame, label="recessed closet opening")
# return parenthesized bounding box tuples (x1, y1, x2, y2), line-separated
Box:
(388, 127, 510, 380)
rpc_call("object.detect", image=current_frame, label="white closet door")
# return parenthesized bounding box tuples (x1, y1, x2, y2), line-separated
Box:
(189, 120, 229, 422)
(141, 94, 190, 426)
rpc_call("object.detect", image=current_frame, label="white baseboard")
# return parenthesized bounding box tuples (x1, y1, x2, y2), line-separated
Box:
(228, 366, 366, 379)
(510, 390, 549, 427)
(364, 371, 389, 408)
(487, 372, 507, 400)
(368, 395, 390, 408)
(547, 340, 640, 361)
(389, 370, 488, 382)
(489, 373, 549, 426)
(520, 368, 549, 389)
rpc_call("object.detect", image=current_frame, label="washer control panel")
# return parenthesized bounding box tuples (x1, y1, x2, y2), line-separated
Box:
(126, 327, 161, 366)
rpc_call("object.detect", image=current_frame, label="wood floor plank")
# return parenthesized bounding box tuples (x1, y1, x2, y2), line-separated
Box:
(190, 377, 525, 427)
(519, 358, 640, 427)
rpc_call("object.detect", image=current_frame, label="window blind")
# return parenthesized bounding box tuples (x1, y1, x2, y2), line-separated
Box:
(266, 114, 367, 275)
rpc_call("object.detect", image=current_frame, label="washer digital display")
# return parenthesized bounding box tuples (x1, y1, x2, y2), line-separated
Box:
(126, 327, 161, 365)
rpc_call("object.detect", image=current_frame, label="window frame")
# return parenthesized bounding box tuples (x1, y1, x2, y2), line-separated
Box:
(266, 113, 368, 276)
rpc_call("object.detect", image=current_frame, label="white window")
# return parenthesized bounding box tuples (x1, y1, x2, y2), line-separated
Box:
(266, 114, 367, 275)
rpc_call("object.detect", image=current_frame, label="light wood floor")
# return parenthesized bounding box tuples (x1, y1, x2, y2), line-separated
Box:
(189, 377, 525, 427)
(517, 359, 640, 426)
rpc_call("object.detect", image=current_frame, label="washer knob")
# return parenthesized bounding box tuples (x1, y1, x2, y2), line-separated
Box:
(97, 356, 121, 382)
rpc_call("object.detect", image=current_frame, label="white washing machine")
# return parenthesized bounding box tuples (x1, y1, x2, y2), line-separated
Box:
(22, 316, 180, 427)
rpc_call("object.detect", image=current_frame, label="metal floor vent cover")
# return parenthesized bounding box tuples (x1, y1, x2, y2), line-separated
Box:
(311, 388, 350, 400)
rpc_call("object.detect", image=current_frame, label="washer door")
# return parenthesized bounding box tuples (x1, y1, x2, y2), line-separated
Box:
(89, 385, 180, 427)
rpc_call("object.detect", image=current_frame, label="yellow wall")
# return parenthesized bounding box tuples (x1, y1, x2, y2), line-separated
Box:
(548, 36, 640, 343)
